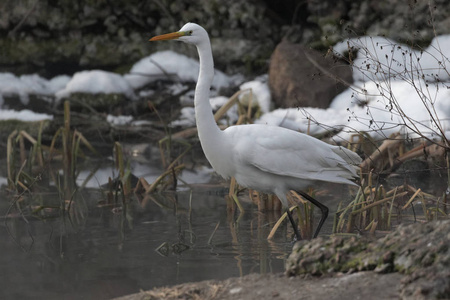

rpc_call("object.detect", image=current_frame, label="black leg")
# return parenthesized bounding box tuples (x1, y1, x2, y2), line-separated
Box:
(286, 208, 302, 241)
(297, 191, 329, 238)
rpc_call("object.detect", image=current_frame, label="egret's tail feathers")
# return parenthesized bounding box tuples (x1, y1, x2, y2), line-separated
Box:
(329, 146, 362, 183)
(316, 168, 360, 186)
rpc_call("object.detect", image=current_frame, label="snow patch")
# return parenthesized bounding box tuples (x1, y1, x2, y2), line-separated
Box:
(124, 50, 231, 90)
(56, 70, 137, 100)
(0, 109, 53, 121)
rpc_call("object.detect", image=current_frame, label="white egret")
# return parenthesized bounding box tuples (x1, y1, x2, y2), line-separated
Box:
(149, 23, 362, 239)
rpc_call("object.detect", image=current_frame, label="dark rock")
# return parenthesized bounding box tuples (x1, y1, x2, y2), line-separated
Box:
(268, 40, 352, 108)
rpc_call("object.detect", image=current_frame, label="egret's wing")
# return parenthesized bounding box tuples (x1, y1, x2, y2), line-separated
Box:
(227, 125, 360, 183)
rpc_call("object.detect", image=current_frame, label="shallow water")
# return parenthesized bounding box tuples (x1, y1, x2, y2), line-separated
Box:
(0, 143, 446, 299)
(0, 187, 293, 299)
(0, 146, 307, 300)
(0, 181, 302, 300)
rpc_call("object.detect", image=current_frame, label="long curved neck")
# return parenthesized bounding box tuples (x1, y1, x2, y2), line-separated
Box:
(194, 39, 223, 154)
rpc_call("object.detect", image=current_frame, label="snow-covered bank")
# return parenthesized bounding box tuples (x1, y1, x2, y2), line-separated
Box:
(0, 73, 70, 106)
(0, 50, 234, 125)
(1, 35, 450, 143)
(256, 35, 450, 142)
(333, 35, 450, 82)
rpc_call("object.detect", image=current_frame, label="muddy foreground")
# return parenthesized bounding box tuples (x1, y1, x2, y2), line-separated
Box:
(114, 271, 402, 300)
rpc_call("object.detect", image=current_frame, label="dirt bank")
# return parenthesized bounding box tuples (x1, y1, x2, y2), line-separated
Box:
(114, 271, 402, 300)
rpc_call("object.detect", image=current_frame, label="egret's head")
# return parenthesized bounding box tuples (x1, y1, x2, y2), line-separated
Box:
(149, 23, 207, 46)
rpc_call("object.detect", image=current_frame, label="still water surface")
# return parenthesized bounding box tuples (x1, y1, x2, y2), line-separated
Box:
(1, 145, 442, 299)
(0, 154, 307, 299)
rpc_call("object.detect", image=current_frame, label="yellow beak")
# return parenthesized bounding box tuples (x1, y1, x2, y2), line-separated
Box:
(149, 31, 184, 41)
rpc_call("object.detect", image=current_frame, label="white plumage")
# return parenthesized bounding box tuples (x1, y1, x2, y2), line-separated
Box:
(150, 23, 362, 239)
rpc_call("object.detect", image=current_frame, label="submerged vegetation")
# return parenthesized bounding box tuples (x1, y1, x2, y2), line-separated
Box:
(5, 101, 98, 231)
(6, 101, 97, 194)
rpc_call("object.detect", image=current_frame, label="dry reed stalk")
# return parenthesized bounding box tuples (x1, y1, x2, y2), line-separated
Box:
(360, 133, 403, 173)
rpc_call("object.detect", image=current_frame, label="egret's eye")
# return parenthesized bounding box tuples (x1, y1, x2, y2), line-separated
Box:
(188, 30, 193, 35)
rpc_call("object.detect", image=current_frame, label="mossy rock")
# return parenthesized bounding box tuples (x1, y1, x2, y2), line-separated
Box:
(286, 220, 450, 298)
